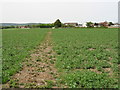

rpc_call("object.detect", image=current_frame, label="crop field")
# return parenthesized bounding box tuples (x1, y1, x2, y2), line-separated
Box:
(2, 28, 119, 88)
(52, 28, 118, 88)
(2, 28, 48, 83)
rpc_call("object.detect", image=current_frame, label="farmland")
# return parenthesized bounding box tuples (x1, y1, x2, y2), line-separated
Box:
(2, 28, 48, 83)
(2, 28, 119, 88)
(52, 28, 118, 88)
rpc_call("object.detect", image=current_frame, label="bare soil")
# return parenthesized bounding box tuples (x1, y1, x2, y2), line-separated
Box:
(3, 31, 59, 88)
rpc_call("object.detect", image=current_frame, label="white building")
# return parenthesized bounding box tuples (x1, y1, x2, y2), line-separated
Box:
(108, 25, 119, 28)
(78, 24, 83, 27)
(82, 23, 87, 27)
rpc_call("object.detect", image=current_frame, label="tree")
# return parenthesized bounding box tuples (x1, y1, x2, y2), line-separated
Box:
(108, 22, 114, 26)
(94, 23, 99, 26)
(86, 22, 94, 27)
(54, 19, 62, 28)
(94, 23, 99, 27)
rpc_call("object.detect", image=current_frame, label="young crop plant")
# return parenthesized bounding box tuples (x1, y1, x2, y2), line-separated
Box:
(2, 28, 48, 83)
(52, 28, 118, 88)
(3, 28, 118, 88)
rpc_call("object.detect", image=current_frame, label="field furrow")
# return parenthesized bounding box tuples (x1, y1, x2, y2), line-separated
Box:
(3, 31, 60, 88)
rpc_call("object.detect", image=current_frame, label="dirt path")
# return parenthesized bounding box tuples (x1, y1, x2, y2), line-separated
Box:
(4, 31, 59, 88)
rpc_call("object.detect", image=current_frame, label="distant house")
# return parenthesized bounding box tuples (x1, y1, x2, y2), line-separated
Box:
(78, 24, 83, 27)
(99, 21, 109, 27)
(82, 23, 87, 27)
(64, 23, 78, 27)
(108, 24, 119, 28)
(18, 26, 30, 29)
(52, 27, 55, 29)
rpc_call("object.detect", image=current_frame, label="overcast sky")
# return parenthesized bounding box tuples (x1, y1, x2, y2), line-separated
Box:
(0, 0, 119, 23)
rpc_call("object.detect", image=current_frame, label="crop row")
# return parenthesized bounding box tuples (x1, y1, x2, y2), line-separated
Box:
(2, 28, 48, 83)
(52, 28, 118, 88)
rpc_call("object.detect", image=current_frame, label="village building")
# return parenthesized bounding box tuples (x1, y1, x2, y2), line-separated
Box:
(82, 23, 87, 27)
(99, 21, 109, 27)
(64, 23, 78, 27)
(108, 24, 119, 28)
(18, 26, 30, 29)
(78, 24, 83, 27)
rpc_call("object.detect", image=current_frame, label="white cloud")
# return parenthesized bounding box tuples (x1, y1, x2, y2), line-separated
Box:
(1, 1, 118, 23)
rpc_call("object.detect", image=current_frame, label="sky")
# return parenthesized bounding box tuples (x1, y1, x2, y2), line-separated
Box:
(0, 0, 119, 24)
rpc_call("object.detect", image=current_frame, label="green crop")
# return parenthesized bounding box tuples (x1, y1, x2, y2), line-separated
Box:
(2, 28, 119, 88)
(52, 28, 118, 88)
(2, 28, 48, 83)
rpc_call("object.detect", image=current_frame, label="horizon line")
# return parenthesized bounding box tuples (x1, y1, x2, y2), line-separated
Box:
(0, 21, 118, 24)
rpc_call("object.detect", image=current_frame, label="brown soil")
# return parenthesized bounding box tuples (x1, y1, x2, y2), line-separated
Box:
(3, 31, 59, 88)
(89, 68, 102, 74)
(88, 48, 95, 51)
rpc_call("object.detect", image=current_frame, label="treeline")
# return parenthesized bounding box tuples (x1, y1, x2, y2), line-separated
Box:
(0, 19, 62, 29)
(1, 19, 116, 29)
(0, 24, 55, 29)
(0, 26, 15, 29)
(28, 24, 54, 28)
